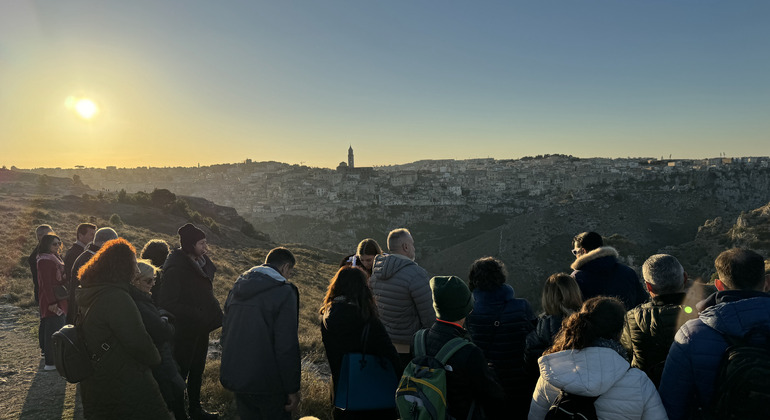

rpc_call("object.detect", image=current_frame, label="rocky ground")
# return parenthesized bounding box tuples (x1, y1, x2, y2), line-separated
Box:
(0, 301, 84, 420)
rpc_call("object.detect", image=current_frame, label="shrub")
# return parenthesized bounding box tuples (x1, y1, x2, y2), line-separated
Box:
(109, 213, 124, 226)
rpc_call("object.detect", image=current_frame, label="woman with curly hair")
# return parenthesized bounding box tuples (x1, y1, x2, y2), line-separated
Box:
(76, 238, 170, 419)
(528, 297, 667, 420)
(37, 232, 67, 371)
(464, 256, 536, 420)
(320, 266, 400, 419)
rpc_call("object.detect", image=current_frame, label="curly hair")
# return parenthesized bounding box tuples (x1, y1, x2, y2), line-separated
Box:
(468, 257, 507, 291)
(140, 239, 171, 268)
(545, 296, 625, 355)
(78, 238, 137, 287)
(320, 266, 378, 323)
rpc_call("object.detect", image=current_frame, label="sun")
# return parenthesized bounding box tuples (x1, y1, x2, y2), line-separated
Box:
(65, 96, 100, 120)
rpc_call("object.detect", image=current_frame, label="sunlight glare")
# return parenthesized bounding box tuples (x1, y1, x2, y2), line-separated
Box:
(74, 98, 99, 119)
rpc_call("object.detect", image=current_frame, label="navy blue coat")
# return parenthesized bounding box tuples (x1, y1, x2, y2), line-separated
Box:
(658, 290, 770, 420)
(466, 284, 536, 419)
(570, 246, 647, 310)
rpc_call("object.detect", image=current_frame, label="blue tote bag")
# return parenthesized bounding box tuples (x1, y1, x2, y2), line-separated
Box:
(334, 324, 398, 410)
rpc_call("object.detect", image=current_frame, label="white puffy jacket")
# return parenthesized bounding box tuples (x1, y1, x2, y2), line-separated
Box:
(528, 346, 668, 420)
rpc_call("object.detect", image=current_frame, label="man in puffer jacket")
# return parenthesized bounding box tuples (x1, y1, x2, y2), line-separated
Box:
(659, 248, 770, 420)
(369, 228, 435, 369)
(620, 254, 698, 387)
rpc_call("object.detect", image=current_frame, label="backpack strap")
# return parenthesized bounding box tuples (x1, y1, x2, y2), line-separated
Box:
(435, 337, 472, 365)
(413, 329, 428, 358)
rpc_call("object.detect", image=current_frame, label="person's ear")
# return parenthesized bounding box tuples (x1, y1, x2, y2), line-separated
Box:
(645, 282, 654, 294)
(715, 279, 726, 291)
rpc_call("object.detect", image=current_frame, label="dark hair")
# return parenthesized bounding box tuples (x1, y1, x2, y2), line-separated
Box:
(715, 248, 765, 290)
(266, 247, 296, 268)
(545, 296, 625, 355)
(356, 238, 382, 257)
(573, 231, 603, 252)
(38, 233, 61, 255)
(320, 266, 378, 322)
(140, 239, 171, 267)
(76, 223, 97, 238)
(541, 273, 583, 316)
(78, 238, 137, 287)
(468, 257, 507, 291)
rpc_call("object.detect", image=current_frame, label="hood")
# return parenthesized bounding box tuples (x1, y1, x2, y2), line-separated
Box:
(570, 246, 619, 271)
(371, 253, 416, 280)
(230, 265, 287, 300)
(698, 292, 770, 337)
(539, 346, 630, 396)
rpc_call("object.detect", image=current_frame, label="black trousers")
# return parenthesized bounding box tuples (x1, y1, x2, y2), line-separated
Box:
(173, 331, 209, 410)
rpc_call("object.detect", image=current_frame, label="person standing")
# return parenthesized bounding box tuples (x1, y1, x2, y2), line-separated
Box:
(320, 266, 400, 420)
(76, 238, 170, 419)
(220, 247, 301, 420)
(465, 257, 536, 420)
(28, 224, 53, 354)
(69, 227, 119, 325)
(37, 233, 67, 371)
(570, 231, 648, 310)
(63, 222, 96, 324)
(369, 228, 435, 369)
(159, 223, 223, 420)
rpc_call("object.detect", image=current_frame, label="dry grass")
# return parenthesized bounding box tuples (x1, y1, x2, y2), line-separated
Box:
(0, 190, 341, 419)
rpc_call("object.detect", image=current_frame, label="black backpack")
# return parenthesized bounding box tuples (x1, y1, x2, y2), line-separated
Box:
(709, 329, 770, 420)
(51, 306, 112, 383)
(544, 390, 599, 420)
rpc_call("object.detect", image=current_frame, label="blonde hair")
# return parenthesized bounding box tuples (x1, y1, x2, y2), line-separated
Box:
(134, 259, 159, 283)
(541, 273, 583, 317)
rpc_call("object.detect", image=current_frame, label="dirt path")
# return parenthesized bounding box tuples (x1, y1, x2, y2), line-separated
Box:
(0, 301, 84, 420)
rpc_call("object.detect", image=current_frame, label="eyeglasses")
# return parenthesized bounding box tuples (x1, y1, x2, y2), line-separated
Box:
(571, 249, 581, 256)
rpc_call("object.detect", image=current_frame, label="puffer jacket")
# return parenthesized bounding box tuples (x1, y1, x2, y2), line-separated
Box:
(220, 265, 300, 395)
(658, 290, 770, 420)
(620, 292, 698, 387)
(159, 249, 223, 337)
(76, 282, 170, 419)
(524, 314, 566, 374)
(529, 346, 668, 420)
(466, 283, 536, 417)
(368, 253, 435, 345)
(571, 246, 648, 310)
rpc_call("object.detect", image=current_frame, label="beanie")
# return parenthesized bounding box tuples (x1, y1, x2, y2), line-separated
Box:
(178, 223, 206, 254)
(430, 275, 474, 322)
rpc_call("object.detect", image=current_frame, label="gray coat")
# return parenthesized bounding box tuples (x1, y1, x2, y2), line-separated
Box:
(368, 253, 435, 346)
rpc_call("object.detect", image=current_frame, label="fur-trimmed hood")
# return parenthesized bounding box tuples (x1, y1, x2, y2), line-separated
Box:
(571, 246, 619, 271)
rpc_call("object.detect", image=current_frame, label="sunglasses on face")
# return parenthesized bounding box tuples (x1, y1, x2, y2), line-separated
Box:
(571, 249, 581, 256)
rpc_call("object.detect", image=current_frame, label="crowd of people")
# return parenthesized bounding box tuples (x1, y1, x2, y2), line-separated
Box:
(27, 221, 770, 419)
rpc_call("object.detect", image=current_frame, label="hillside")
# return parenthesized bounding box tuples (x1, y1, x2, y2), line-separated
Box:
(0, 172, 340, 419)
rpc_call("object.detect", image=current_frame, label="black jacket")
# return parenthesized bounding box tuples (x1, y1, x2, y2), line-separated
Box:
(524, 314, 566, 377)
(158, 249, 223, 336)
(421, 320, 505, 420)
(321, 299, 400, 399)
(27, 246, 40, 302)
(220, 265, 301, 395)
(620, 292, 698, 387)
(129, 285, 186, 406)
(466, 284, 536, 413)
(68, 243, 100, 324)
(571, 246, 648, 310)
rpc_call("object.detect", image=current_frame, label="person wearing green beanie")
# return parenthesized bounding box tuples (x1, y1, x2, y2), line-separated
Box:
(414, 275, 505, 419)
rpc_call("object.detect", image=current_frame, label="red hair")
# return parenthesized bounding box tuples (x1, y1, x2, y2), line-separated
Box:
(78, 238, 137, 287)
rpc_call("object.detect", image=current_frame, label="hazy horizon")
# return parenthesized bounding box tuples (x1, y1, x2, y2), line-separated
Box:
(3, 1, 769, 169)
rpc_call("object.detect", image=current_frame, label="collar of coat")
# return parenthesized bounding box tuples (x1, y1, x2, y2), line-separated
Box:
(570, 246, 619, 271)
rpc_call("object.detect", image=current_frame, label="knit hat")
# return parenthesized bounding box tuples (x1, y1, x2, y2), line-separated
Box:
(430, 276, 474, 322)
(178, 223, 206, 254)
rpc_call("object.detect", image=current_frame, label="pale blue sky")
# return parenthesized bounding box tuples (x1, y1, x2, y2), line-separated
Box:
(2, 1, 769, 168)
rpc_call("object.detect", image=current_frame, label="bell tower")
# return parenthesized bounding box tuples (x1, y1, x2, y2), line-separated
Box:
(348, 145, 354, 169)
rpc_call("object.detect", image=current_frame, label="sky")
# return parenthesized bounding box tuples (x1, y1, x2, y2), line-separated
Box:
(1, 1, 769, 169)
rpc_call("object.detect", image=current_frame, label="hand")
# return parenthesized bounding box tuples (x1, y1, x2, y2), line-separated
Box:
(47, 304, 59, 313)
(284, 393, 300, 412)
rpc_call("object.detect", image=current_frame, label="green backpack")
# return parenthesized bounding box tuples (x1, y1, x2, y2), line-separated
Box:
(396, 329, 472, 420)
